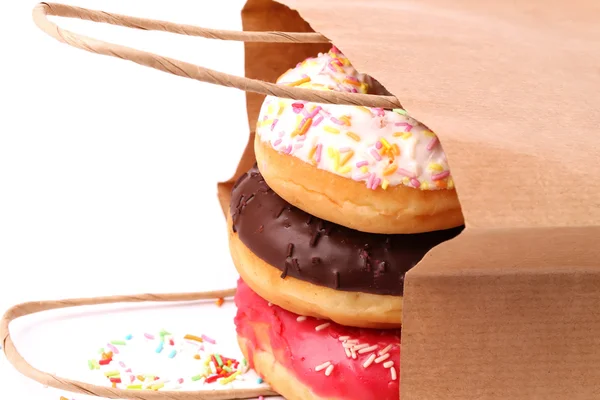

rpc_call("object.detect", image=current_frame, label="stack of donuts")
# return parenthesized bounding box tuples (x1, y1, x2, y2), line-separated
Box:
(228, 47, 464, 400)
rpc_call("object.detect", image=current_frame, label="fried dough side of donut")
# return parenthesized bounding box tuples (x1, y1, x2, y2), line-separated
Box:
(256, 137, 464, 234)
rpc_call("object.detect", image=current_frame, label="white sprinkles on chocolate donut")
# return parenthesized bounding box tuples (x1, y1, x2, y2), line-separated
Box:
(257, 46, 454, 191)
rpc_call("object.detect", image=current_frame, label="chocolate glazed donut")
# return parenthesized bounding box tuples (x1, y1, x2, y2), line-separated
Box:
(230, 164, 463, 296)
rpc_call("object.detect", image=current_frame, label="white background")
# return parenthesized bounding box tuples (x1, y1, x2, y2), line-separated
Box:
(0, 1, 275, 398)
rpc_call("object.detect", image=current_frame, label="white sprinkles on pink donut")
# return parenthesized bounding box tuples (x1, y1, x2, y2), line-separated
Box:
(296, 315, 399, 381)
(256, 47, 453, 191)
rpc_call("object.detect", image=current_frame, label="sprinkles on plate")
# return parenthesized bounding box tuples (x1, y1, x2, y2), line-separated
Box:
(85, 327, 259, 392)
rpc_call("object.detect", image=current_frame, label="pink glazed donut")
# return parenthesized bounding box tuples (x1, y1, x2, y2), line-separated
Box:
(235, 279, 401, 400)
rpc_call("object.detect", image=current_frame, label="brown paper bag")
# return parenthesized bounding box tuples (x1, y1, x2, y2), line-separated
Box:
(19, 1, 600, 399)
(238, 1, 600, 399)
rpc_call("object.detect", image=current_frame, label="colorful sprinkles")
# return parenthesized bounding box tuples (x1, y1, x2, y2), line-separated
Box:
(80, 326, 270, 393)
(256, 46, 454, 191)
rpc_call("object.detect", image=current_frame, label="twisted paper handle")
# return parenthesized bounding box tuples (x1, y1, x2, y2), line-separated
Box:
(32, 2, 402, 108)
(0, 289, 279, 399)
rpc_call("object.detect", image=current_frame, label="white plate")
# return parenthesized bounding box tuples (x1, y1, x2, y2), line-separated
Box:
(3, 298, 284, 400)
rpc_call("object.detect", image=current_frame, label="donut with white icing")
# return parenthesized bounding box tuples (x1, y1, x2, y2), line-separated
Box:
(255, 46, 463, 234)
(235, 278, 401, 400)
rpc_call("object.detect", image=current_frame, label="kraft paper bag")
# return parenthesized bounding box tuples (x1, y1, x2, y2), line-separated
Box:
(232, 1, 600, 399)
(23, 1, 600, 399)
